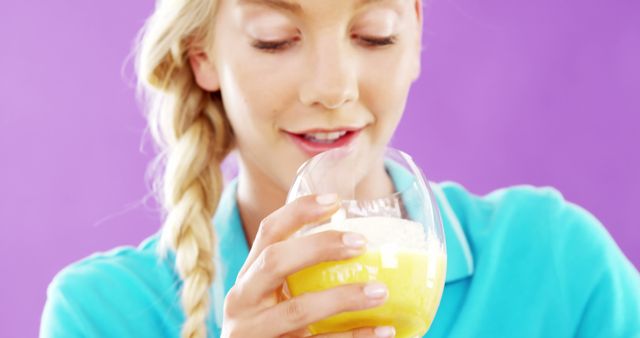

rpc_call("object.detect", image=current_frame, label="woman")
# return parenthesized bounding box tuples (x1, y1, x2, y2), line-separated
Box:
(40, 0, 640, 337)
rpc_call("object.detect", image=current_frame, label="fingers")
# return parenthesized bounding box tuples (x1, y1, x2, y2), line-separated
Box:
(225, 194, 394, 338)
(313, 326, 396, 338)
(256, 282, 389, 337)
(238, 194, 340, 280)
(238, 230, 367, 304)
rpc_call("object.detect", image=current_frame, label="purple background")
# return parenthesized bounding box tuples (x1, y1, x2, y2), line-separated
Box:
(1, 0, 638, 336)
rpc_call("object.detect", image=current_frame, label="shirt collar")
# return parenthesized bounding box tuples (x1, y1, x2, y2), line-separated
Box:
(383, 159, 475, 283)
(213, 179, 249, 297)
(213, 164, 476, 303)
(429, 183, 475, 283)
(211, 178, 247, 328)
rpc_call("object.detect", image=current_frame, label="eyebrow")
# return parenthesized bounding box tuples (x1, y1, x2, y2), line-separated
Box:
(238, 0, 390, 14)
(238, 0, 302, 13)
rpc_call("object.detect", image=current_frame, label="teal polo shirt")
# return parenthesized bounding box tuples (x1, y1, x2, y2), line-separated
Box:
(41, 168, 640, 337)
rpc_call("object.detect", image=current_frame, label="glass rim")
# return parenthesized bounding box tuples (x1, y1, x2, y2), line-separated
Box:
(289, 146, 432, 205)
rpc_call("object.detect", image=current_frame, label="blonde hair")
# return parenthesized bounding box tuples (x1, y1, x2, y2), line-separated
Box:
(134, 0, 234, 337)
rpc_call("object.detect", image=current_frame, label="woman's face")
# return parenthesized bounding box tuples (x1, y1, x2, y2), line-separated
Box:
(192, 0, 423, 192)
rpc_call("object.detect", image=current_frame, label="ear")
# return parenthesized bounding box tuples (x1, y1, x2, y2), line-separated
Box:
(411, 0, 423, 81)
(188, 47, 220, 92)
(414, 0, 423, 26)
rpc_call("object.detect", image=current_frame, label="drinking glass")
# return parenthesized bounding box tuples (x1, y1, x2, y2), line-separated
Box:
(285, 146, 447, 338)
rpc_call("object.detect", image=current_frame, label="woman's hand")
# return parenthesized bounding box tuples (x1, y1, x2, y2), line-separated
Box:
(221, 194, 395, 338)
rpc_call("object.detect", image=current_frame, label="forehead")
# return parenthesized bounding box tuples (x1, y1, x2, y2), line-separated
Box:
(235, 0, 403, 14)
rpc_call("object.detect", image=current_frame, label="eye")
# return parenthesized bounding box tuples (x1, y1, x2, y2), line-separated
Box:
(356, 34, 398, 48)
(251, 37, 300, 53)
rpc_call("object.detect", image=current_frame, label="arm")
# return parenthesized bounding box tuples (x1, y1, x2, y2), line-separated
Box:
(561, 202, 640, 338)
(39, 270, 88, 338)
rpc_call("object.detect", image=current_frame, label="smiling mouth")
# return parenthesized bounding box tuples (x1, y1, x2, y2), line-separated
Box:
(283, 127, 364, 156)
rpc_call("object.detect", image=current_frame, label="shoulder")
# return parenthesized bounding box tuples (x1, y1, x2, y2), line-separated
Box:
(41, 234, 183, 337)
(48, 233, 178, 295)
(437, 180, 612, 256)
(436, 181, 640, 335)
(436, 180, 636, 285)
(439, 180, 639, 300)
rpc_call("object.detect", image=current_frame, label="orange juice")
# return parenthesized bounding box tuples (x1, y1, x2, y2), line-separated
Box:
(286, 217, 447, 338)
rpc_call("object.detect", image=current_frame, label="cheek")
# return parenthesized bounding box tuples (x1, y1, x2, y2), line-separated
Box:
(219, 49, 301, 128)
(215, 21, 300, 134)
(360, 43, 417, 94)
(218, 63, 281, 142)
(359, 48, 415, 140)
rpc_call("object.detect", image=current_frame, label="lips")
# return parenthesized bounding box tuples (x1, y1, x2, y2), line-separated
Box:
(284, 127, 363, 157)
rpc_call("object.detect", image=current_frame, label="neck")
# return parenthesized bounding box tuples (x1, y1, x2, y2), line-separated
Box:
(236, 161, 288, 248)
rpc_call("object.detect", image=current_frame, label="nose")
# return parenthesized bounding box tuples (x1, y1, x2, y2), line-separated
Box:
(299, 43, 359, 110)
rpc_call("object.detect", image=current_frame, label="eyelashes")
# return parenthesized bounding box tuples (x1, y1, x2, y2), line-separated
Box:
(251, 35, 398, 53)
(251, 38, 299, 51)
(357, 35, 398, 47)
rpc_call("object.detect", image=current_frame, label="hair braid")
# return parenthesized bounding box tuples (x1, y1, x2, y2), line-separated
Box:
(134, 0, 234, 337)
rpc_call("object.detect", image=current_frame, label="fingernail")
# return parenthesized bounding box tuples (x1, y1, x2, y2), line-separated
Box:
(375, 326, 396, 338)
(316, 193, 338, 206)
(363, 282, 388, 299)
(342, 232, 366, 248)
